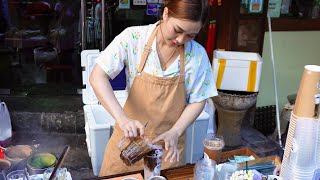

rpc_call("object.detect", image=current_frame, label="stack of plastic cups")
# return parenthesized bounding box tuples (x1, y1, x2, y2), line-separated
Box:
(280, 65, 320, 178)
(283, 162, 317, 180)
(317, 119, 320, 169)
(281, 113, 298, 175)
(282, 117, 318, 180)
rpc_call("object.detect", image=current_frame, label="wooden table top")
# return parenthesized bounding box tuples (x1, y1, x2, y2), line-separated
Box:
(84, 164, 195, 180)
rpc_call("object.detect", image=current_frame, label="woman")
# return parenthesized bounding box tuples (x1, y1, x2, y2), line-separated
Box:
(90, 0, 218, 176)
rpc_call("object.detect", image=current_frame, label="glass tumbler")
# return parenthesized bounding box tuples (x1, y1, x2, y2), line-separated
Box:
(118, 136, 153, 166)
(144, 146, 163, 180)
(6, 170, 29, 180)
(43, 167, 67, 180)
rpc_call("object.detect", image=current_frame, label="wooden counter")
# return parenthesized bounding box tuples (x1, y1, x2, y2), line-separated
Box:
(85, 147, 280, 180)
(84, 164, 195, 180)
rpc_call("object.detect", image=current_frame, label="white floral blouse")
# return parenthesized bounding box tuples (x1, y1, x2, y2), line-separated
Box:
(96, 22, 218, 103)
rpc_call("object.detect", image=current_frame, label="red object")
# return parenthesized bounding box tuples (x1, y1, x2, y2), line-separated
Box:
(209, 0, 215, 6)
(25, 1, 52, 15)
(0, 148, 4, 159)
(206, 21, 216, 60)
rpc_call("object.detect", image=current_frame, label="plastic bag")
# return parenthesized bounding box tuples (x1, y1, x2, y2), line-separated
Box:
(0, 101, 12, 141)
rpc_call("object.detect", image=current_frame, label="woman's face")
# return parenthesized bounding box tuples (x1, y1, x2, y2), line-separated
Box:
(161, 8, 202, 47)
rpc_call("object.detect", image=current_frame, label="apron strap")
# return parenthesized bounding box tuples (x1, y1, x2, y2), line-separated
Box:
(138, 26, 159, 73)
(137, 25, 186, 75)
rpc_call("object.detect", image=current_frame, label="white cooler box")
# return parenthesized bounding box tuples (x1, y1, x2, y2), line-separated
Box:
(213, 50, 263, 92)
(81, 50, 213, 176)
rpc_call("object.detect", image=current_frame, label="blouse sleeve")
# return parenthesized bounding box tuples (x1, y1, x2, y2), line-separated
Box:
(187, 45, 218, 104)
(96, 28, 130, 79)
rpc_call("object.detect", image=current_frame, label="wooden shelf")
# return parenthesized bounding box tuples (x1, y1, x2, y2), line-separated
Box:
(239, 15, 266, 20)
(266, 18, 320, 31)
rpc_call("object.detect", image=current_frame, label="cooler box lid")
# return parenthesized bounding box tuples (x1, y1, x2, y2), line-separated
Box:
(81, 50, 127, 105)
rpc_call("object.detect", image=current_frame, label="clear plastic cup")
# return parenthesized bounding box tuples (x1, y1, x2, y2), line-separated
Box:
(291, 118, 318, 167)
(193, 157, 218, 180)
(43, 167, 67, 180)
(203, 134, 225, 164)
(283, 158, 316, 180)
(144, 145, 163, 180)
(5, 170, 29, 180)
(216, 162, 239, 180)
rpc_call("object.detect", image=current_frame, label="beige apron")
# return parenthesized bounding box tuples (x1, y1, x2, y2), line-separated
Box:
(99, 25, 187, 176)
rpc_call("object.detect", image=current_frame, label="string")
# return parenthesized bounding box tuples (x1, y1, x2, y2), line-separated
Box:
(157, 23, 178, 71)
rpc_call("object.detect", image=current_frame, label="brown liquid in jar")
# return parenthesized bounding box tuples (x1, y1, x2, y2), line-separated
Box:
(120, 137, 153, 166)
(144, 148, 163, 171)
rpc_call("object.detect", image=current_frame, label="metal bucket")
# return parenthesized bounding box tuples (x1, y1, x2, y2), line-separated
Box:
(26, 152, 57, 175)
(3, 145, 33, 170)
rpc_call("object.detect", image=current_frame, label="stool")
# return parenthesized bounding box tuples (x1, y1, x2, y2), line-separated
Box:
(213, 91, 258, 147)
(215, 103, 247, 146)
(43, 63, 72, 83)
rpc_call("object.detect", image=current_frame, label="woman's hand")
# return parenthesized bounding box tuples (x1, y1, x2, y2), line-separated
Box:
(152, 129, 180, 163)
(118, 117, 145, 138)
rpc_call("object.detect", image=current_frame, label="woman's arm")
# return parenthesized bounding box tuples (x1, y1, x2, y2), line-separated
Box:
(152, 100, 206, 163)
(90, 64, 145, 137)
(172, 101, 206, 137)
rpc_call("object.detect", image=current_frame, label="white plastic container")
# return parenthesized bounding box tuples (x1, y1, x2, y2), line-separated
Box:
(185, 111, 210, 164)
(81, 50, 128, 176)
(83, 94, 127, 176)
(212, 50, 263, 92)
(81, 50, 213, 176)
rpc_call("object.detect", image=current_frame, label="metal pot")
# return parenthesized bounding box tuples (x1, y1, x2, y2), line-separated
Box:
(26, 152, 57, 175)
(3, 145, 33, 170)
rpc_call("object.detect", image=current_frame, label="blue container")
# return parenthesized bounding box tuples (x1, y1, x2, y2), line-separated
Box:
(109, 68, 126, 90)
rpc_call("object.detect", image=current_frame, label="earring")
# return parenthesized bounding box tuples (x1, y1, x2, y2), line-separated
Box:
(163, 7, 168, 20)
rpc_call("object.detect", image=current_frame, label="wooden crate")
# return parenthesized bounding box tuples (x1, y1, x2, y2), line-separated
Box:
(161, 155, 281, 180)
(158, 148, 279, 180)
(162, 164, 195, 180)
(221, 147, 260, 163)
(163, 147, 260, 179)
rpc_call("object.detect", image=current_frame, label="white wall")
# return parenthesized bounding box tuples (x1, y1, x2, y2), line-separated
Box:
(258, 31, 320, 110)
